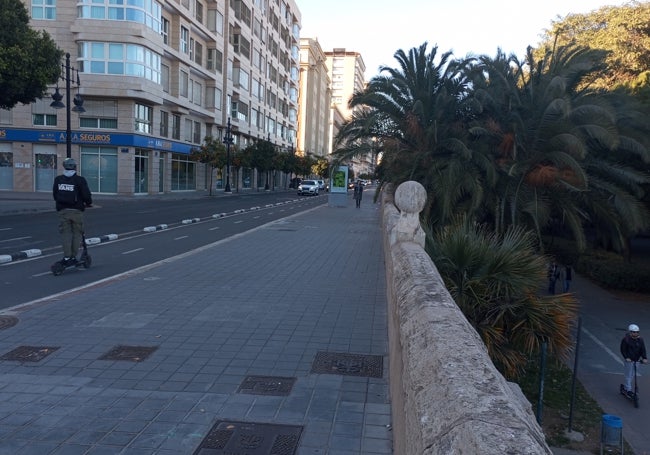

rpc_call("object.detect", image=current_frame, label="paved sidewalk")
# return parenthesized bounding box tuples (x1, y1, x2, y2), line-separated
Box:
(0, 197, 391, 454)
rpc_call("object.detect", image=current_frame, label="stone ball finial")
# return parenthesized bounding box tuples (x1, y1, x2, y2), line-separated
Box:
(394, 181, 427, 214)
(391, 181, 426, 247)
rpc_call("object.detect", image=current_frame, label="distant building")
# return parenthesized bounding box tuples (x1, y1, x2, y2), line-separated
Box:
(323, 48, 371, 176)
(1, 0, 301, 194)
(297, 38, 331, 158)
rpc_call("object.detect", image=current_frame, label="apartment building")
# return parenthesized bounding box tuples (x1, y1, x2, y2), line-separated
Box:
(323, 48, 371, 175)
(0, 0, 301, 195)
(297, 38, 330, 158)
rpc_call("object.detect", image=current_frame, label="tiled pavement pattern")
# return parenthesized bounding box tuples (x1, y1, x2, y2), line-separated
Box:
(0, 200, 392, 454)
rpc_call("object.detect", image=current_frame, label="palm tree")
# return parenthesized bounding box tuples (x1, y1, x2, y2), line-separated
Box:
(333, 43, 494, 228)
(425, 217, 578, 378)
(467, 45, 650, 253)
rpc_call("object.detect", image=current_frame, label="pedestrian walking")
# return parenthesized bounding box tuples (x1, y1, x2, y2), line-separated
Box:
(563, 265, 572, 292)
(52, 158, 93, 266)
(620, 324, 648, 397)
(353, 180, 363, 208)
(547, 261, 559, 294)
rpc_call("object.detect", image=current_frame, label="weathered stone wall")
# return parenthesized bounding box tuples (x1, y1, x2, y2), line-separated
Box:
(381, 181, 552, 455)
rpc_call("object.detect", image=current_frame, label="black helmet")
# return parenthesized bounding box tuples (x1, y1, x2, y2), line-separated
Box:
(63, 158, 77, 170)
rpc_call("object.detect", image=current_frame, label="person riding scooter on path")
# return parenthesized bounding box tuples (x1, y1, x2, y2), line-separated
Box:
(620, 323, 648, 397)
(52, 158, 92, 266)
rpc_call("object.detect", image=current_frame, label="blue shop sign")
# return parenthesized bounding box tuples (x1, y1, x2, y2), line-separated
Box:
(0, 128, 193, 154)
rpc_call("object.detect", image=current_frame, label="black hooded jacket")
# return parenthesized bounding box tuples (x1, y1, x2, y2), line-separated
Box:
(52, 172, 93, 211)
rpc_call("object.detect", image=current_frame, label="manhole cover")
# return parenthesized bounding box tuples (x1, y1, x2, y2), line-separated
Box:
(238, 376, 296, 396)
(0, 316, 18, 330)
(99, 345, 158, 362)
(310, 351, 384, 378)
(0, 346, 59, 362)
(194, 420, 302, 455)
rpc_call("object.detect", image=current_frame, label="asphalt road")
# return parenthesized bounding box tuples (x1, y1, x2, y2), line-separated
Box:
(0, 192, 327, 310)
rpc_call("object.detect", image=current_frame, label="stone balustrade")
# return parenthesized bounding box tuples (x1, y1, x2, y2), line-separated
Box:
(381, 181, 552, 454)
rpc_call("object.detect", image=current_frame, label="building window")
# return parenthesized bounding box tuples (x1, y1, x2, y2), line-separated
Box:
(161, 64, 170, 92)
(80, 99, 118, 128)
(193, 121, 201, 143)
(207, 9, 224, 35)
(171, 153, 196, 190)
(193, 41, 203, 66)
(180, 70, 189, 97)
(180, 26, 189, 54)
(207, 48, 223, 73)
(0, 109, 12, 125)
(171, 114, 180, 140)
(184, 118, 192, 142)
(161, 17, 169, 44)
(31, 99, 57, 126)
(32, 113, 57, 126)
(31, 0, 56, 20)
(77, 0, 161, 33)
(78, 42, 161, 84)
(194, 0, 203, 23)
(134, 103, 153, 134)
(160, 110, 169, 137)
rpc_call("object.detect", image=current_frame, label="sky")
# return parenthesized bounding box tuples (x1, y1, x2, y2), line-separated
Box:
(297, 0, 633, 78)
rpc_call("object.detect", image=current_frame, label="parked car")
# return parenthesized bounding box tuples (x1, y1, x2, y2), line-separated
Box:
(315, 179, 325, 191)
(298, 180, 320, 196)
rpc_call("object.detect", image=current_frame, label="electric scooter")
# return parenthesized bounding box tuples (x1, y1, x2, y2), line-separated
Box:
(619, 361, 640, 408)
(50, 232, 92, 276)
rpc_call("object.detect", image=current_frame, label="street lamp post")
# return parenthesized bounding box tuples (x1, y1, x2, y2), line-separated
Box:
(50, 53, 85, 158)
(223, 117, 234, 194)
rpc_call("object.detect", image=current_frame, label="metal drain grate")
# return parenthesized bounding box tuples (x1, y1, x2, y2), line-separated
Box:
(310, 351, 384, 378)
(98, 345, 158, 362)
(0, 346, 59, 362)
(194, 420, 302, 455)
(237, 375, 296, 396)
(0, 316, 18, 330)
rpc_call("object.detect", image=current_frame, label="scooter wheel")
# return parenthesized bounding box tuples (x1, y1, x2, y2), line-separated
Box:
(82, 254, 92, 269)
(51, 262, 65, 276)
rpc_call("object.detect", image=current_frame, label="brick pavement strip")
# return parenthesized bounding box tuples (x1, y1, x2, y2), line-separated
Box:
(0, 201, 392, 454)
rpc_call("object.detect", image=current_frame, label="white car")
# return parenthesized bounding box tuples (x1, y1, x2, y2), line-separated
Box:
(298, 180, 320, 196)
(315, 179, 326, 190)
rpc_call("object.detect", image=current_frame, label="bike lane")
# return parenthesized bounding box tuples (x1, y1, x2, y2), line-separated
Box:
(570, 272, 650, 454)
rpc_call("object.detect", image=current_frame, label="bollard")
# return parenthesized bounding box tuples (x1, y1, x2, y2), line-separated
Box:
(600, 414, 623, 454)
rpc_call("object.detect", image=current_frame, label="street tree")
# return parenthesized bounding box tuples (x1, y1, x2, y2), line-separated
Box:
(246, 139, 276, 190)
(0, 0, 63, 109)
(189, 136, 226, 195)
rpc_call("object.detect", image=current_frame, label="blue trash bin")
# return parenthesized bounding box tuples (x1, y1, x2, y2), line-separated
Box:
(601, 414, 623, 446)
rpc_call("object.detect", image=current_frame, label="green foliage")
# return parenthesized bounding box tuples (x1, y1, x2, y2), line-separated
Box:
(0, 0, 63, 109)
(425, 217, 578, 378)
(312, 158, 330, 178)
(247, 139, 276, 172)
(189, 136, 226, 169)
(540, 2, 650, 91)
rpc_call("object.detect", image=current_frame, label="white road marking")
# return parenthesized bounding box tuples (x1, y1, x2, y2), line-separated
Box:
(582, 326, 623, 366)
(0, 236, 31, 243)
(174, 236, 189, 240)
(122, 248, 144, 255)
